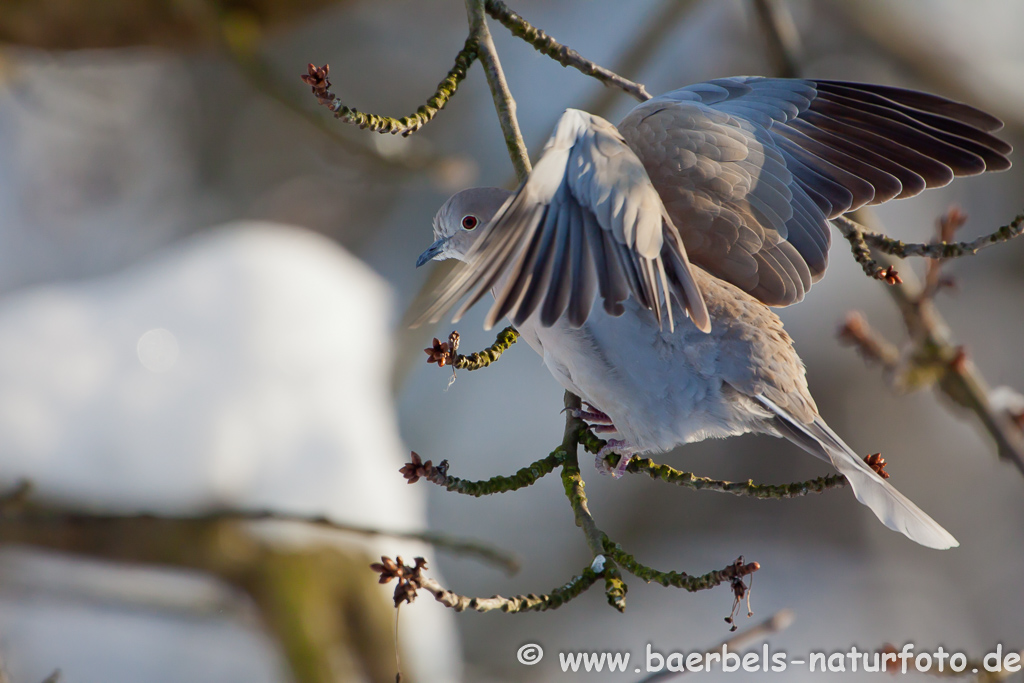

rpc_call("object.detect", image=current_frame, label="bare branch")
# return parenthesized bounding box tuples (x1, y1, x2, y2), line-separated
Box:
(835, 213, 1024, 262)
(834, 216, 906, 283)
(845, 209, 1024, 476)
(583, 0, 702, 117)
(837, 311, 901, 375)
(484, 0, 651, 102)
(421, 568, 599, 613)
(467, 0, 532, 181)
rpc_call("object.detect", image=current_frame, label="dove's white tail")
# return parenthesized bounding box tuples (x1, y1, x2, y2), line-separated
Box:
(756, 395, 959, 550)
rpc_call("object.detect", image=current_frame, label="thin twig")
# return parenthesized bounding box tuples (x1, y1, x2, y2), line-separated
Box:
(604, 543, 761, 593)
(578, 426, 849, 498)
(834, 216, 905, 283)
(626, 457, 849, 498)
(835, 214, 1024, 261)
(484, 0, 651, 102)
(837, 311, 901, 375)
(403, 450, 564, 497)
(637, 610, 795, 682)
(420, 567, 599, 613)
(583, 0, 701, 117)
(452, 325, 521, 370)
(466, 0, 531, 182)
(300, 37, 478, 137)
(848, 209, 1024, 476)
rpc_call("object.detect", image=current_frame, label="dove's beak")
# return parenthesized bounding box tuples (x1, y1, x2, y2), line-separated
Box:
(416, 238, 446, 267)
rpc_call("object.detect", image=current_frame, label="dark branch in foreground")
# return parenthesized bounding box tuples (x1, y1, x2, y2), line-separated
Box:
(0, 486, 518, 574)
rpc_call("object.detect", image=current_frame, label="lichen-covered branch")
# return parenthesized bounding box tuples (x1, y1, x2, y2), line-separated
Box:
(834, 216, 905, 283)
(579, 425, 850, 498)
(401, 450, 564, 496)
(466, 0, 531, 182)
(626, 457, 849, 499)
(636, 610, 795, 683)
(453, 326, 520, 370)
(559, 392, 628, 611)
(835, 213, 1024, 261)
(300, 37, 477, 136)
(421, 568, 599, 613)
(372, 554, 599, 613)
(604, 542, 760, 594)
(484, 0, 651, 102)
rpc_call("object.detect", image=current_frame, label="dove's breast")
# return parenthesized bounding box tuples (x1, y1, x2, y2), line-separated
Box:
(517, 268, 800, 454)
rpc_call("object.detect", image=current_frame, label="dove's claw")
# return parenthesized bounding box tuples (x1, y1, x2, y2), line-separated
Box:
(595, 440, 636, 478)
(570, 402, 614, 425)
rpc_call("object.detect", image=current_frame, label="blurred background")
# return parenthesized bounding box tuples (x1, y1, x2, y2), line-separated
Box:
(0, 0, 1021, 681)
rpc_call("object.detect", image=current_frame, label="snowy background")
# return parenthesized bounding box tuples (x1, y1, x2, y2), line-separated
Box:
(0, 1, 1021, 682)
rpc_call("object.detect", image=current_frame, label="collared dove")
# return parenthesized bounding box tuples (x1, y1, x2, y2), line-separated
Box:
(414, 77, 1012, 550)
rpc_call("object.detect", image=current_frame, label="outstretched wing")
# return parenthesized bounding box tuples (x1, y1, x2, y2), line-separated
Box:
(620, 77, 1012, 306)
(415, 109, 710, 332)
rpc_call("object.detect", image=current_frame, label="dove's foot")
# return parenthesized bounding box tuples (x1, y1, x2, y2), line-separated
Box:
(569, 402, 614, 426)
(595, 440, 637, 479)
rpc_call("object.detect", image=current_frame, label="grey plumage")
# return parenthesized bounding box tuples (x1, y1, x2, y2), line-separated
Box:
(413, 77, 1012, 550)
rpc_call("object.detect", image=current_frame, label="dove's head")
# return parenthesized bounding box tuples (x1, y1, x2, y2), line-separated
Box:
(416, 187, 512, 267)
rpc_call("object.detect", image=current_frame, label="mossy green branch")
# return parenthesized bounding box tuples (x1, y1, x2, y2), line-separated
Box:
(604, 540, 760, 593)
(406, 450, 564, 496)
(628, 457, 849, 499)
(420, 566, 600, 613)
(559, 392, 627, 612)
(452, 326, 520, 371)
(579, 425, 849, 498)
(301, 37, 477, 136)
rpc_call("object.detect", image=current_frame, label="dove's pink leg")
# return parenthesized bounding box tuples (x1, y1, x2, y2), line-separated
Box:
(570, 402, 614, 425)
(595, 440, 638, 479)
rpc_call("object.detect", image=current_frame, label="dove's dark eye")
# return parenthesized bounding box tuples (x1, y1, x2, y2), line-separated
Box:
(461, 215, 479, 230)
